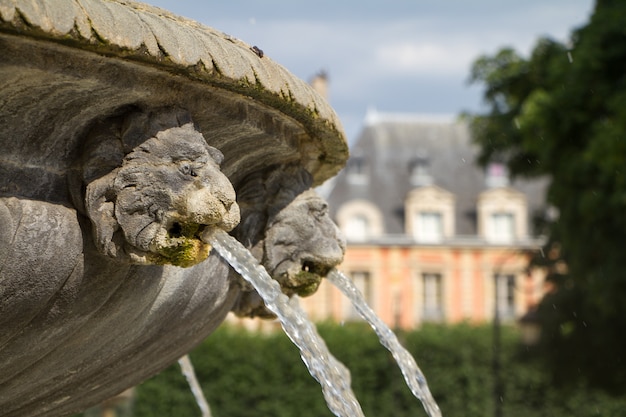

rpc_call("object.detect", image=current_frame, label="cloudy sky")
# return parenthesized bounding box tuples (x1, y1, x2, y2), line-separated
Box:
(144, 1, 594, 143)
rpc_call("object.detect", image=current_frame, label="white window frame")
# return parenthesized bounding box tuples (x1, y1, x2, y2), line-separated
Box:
(414, 211, 443, 243)
(344, 214, 369, 241)
(488, 212, 515, 243)
(422, 273, 444, 321)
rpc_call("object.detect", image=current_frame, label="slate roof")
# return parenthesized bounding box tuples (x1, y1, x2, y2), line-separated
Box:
(325, 114, 549, 237)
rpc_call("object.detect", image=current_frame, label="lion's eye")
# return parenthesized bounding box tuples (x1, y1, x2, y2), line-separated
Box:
(312, 203, 328, 219)
(179, 162, 197, 177)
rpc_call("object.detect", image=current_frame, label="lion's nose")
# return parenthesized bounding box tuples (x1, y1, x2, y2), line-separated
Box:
(212, 183, 236, 210)
(196, 164, 236, 205)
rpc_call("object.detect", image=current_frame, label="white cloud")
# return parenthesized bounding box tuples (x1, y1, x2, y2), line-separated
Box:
(374, 41, 477, 76)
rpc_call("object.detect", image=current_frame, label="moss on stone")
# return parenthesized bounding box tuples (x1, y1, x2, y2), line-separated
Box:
(291, 271, 322, 297)
(155, 223, 211, 268)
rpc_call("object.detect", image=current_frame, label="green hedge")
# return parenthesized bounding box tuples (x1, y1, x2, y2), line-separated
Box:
(92, 322, 626, 417)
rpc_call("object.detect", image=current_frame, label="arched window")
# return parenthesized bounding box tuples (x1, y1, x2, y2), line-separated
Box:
(336, 200, 383, 242)
(477, 188, 527, 243)
(345, 214, 369, 241)
(404, 186, 455, 243)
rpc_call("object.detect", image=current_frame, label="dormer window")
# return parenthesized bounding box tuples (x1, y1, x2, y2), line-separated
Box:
(477, 188, 528, 243)
(414, 211, 443, 243)
(347, 156, 367, 185)
(337, 200, 383, 242)
(409, 157, 432, 186)
(344, 214, 369, 241)
(405, 186, 455, 243)
(488, 212, 515, 243)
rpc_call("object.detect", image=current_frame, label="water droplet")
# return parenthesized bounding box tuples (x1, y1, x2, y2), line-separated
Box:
(567, 51, 573, 63)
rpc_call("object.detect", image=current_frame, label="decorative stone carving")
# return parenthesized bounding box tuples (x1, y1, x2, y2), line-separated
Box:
(77, 108, 240, 267)
(0, 1, 348, 415)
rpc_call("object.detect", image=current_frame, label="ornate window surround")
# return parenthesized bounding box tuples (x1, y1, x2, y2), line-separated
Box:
(405, 185, 455, 243)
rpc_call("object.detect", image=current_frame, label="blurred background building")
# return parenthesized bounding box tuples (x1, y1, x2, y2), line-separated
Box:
(228, 73, 551, 331)
(299, 109, 549, 329)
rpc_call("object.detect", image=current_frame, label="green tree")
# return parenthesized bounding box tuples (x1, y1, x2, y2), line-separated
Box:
(467, 0, 626, 390)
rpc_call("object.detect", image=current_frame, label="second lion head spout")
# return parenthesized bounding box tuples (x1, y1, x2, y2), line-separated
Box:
(229, 166, 346, 318)
(262, 190, 346, 297)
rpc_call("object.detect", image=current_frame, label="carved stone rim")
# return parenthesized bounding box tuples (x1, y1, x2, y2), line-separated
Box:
(0, 0, 348, 183)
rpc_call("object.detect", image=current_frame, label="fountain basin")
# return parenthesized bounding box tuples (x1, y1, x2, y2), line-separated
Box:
(0, 1, 348, 416)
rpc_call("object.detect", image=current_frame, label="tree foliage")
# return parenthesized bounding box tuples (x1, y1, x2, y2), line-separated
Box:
(468, 0, 626, 390)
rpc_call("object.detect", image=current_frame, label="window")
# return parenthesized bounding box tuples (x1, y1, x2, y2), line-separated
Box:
(488, 212, 515, 243)
(414, 211, 443, 243)
(405, 186, 455, 241)
(409, 157, 432, 186)
(347, 271, 371, 320)
(495, 274, 515, 319)
(345, 214, 369, 241)
(422, 273, 443, 321)
(477, 188, 527, 242)
(347, 156, 367, 184)
(337, 201, 384, 240)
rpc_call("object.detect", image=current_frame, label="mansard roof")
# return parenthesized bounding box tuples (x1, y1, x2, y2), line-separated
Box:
(325, 113, 548, 236)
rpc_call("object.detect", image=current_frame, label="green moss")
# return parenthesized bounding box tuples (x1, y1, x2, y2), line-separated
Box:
(180, 223, 201, 238)
(155, 223, 210, 268)
(292, 271, 322, 297)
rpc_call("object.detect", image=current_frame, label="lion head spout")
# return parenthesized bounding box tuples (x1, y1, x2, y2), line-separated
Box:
(230, 166, 345, 318)
(77, 107, 240, 267)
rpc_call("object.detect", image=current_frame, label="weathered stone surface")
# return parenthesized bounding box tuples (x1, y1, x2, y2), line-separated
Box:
(0, 198, 236, 416)
(0, 1, 348, 416)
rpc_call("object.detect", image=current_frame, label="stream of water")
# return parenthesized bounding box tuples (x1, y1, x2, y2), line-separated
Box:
(327, 270, 442, 417)
(207, 229, 441, 417)
(178, 354, 212, 417)
(207, 229, 365, 417)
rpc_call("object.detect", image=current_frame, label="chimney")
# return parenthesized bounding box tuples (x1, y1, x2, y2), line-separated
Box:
(310, 70, 329, 100)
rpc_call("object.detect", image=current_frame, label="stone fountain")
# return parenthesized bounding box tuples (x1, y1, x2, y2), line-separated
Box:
(0, 1, 348, 415)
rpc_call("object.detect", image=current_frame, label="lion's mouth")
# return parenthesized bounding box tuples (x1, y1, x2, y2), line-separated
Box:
(271, 257, 334, 297)
(167, 221, 206, 239)
(301, 259, 332, 278)
(144, 221, 212, 267)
